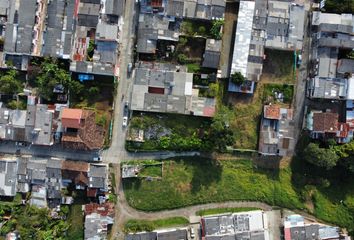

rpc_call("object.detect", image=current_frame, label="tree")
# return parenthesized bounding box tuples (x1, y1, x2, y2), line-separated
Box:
(206, 83, 219, 98)
(209, 105, 235, 151)
(7, 100, 26, 110)
(210, 19, 224, 40)
(198, 26, 206, 35)
(36, 58, 83, 101)
(181, 21, 194, 36)
(230, 72, 245, 85)
(177, 54, 188, 64)
(0, 69, 22, 94)
(303, 143, 339, 170)
(87, 39, 95, 61)
(88, 86, 100, 99)
(178, 37, 188, 46)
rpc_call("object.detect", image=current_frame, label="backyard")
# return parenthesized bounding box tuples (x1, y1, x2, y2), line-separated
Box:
(123, 157, 354, 234)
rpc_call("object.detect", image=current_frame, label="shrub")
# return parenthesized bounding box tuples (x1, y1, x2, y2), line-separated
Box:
(177, 54, 188, 64)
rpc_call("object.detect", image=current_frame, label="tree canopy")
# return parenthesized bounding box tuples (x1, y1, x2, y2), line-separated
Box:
(303, 143, 339, 170)
(35, 58, 83, 101)
(209, 105, 235, 151)
(230, 72, 245, 85)
(0, 69, 22, 94)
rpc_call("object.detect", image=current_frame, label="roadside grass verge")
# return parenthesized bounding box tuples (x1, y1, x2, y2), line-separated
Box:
(196, 207, 261, 216)
(124, 217, 189, 233)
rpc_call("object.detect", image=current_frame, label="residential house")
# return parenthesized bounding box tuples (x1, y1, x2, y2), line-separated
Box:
(88, 164, 109, 197)
(258, 105, 295, 156)
(202, 39, 222, 69)
(30, 185, 47, 208)
(229, 0, 305, 94)
(0, 157, 18, 197)
(46, 158, 63, 207)
(312, 12, 354, 50)
(337, 59, 354, 78)
(60, 108, 105, 150)
(0, 103, 54, 145)
(125, 229, 187, 240)
(84, 212, 114, 240)
(2, 0, 47, 70)
(125, 232, 157, 240)
(136, 13, 180, 54)
(131, 62, 216, 117)
(69, 0, 122, 76)
(62, 160, 89, 190)
(201, 210, 269, 240)
(42, 0, 76, 59)
(284, 215, 351, 240)
(306, 111, 352, 143)
(16, 158, 29, 193)
(308, 76, 347, 100)
(140, 0, 227, 20)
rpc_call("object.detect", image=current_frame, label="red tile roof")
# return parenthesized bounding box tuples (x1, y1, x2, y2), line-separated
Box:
(62, 160, 89, 172)
(313, 112, 338, 132)
(62, 110, 105, 150)
(264, 105, 280, 120)
(84, 203, 115, 217)
(61, 108, 83, 129)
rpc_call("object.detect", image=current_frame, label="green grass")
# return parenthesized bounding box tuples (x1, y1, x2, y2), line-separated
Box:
(124, 157, 354, 234)
(127, 113, 211, 151)
(187, 63, 201, 73)
(263, 83, 294, 104)
(196, 207, 261, 216)
(124, 158, 304, 211)
(139, 165, 162, 178)
(66, 204, 84, 240)
(263, 49, 294, 83)
(124, 217, 189, 233)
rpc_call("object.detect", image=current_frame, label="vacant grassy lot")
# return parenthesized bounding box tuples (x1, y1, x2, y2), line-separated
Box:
(124, 157, 354, 233)
(262, 49, 295, 84)
(263, 83, 294, 104)
(196, 207, 260, 216)
(66, 204, 84, 240)
(126, 113, 211, 151)
(124, 217, 189, 233)
(229, 82, 265, 150)
(124, 158, 303, 211)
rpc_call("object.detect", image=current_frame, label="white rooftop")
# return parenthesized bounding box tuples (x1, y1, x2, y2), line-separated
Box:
(230, 0, 255, 77)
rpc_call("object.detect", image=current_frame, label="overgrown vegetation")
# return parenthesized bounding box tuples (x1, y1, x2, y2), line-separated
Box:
(124, 217, 189, 233)
(124, 156, 354, 234)
(124, 157, 304, 211)
(34, 58, 84, 102)
(196, 207, 260, 216)
(127, 107, 235, 152)
(321, 0, 354, 14)
(0, 204, 69, 239)
(263, 84, 294, 104)
(0, 69, 23, 95)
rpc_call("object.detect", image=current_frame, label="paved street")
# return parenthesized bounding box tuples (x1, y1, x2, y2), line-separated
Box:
(101, 0, 136, 164)
(0, 141, 98, 160)
(292, 2, 312, 146)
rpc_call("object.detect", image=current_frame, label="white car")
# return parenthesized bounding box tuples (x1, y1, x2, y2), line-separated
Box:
(190, 227, 195, 239)
(122, 116, 128, 127)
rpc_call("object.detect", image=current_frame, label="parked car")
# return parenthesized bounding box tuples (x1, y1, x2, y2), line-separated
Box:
(93, 156, 101, 161)
(190, 227, 195, 239)
(122, 116, 128, 127)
